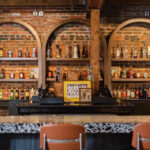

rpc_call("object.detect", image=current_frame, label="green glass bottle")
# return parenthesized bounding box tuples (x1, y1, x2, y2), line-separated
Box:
(10, 87, 14, 100)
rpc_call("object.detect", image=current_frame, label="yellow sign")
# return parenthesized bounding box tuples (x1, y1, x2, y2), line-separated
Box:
(64, 81, 91, 102)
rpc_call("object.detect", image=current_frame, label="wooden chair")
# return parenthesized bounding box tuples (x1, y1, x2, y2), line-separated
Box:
(40, 123, 85, 150)
(132, 123, 150, 150)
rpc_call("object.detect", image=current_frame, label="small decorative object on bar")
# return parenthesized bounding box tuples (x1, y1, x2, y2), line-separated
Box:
(32, 48, 36, 58)
(47, 44, 51, 58)
(56, 45, 60, 58)
(73, 42, 78, 58)
(19, 69, 24, 79)
(25, 48, 29, 57)
(8, 49, 13, 58)
(0, 47, 3, 57)
(18, 50, 22, 57)
(64, 81, 91, 103)
(0, 67, 4, 79)
(10, 68, 15, 79)
(79, 88, 92, 103)
(10, 87, 14, 100)
(0, 87, 3, 100)
(20, 88, 24, 100)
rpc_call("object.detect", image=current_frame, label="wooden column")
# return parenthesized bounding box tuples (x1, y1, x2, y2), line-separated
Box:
(90, 9, 100, 95)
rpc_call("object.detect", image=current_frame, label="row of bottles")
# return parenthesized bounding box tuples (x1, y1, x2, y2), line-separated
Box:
(47, 42, 89, 59)
(0, 68, 36, 79)
(112, 44, 150, 59)
(0, 87, 38, 100)
(47, 66, 95, 81)
(113, 65, 148, 79)
(0, 48, 37, 58)
(112, 86, 150, 99)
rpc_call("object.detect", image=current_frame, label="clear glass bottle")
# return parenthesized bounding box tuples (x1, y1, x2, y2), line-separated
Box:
(116, 44, 120, 58)
(124, 45, 128, 58)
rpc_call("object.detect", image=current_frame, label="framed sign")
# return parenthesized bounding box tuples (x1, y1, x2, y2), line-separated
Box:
(79, 88, 92, 103)
(64, 81, 91, 102)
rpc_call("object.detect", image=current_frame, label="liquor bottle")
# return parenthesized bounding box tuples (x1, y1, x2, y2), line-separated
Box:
(120, 47, 124, 58)
(25, 48, 29, 57)
(127, 88, 131, 99)
(143, 43, 147, 58)
(140, 47, 143, 58)
(139, 87, 143, 99)
(4, 86, 8, 100)
(31, 87, 34, 99)
(25, 87, 29, 100)
(121, 65, 127, 78)
(0, 48, 3, 57)
(35, 89, 39, 96)
(0, 87, 3, 100)
(135, 70, 140, 78)
(47, 44, 51, 58)
(133, 45, 137, 59)
(10, 69, 15, 79)
(147, 86, 150, 99)
(135, 86, 139, 99)
(78, 72, 83, 80)
(117, 86, 122, 98)
(124, 45, 128, 58)
(18, 50, 22, 57)
(73, 42, 78, 58)
(143, 85, 147, 99)
(19, 69, 24, 79)
(128, 66, 134, 79)
(56, 45, 60, 58)
(122, 86, 127, 99)
(148, 46, 150, 58)
(130, 88, 135, 99)
(48, 70, 53, 78)
(82, 68, 88, 80)
(8, 50, 13, 58)
(0, 68, 4, 79)
(143, 69, 148, 78)
(82, 42, 86, 58)
(10, 87, 14, 100)
(29, 69, 34, 79)
(111, 47, 115, 58)
(15, 88, 19, 100)
(130, 49, 133, 58)
(32, 48, 36, 58)
(116, 44, 120, 58)
(20, 88, 24, 100)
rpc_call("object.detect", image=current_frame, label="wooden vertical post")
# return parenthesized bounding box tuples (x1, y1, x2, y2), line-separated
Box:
(90, 9, 100, 95)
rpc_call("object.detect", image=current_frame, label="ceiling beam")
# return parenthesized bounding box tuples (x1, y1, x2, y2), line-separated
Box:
(87, 0, 105, 9)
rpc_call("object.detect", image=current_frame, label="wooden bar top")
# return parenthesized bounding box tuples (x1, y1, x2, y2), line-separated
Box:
(0, 115, 150, 124)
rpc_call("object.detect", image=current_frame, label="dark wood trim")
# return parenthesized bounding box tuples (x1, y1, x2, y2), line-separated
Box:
(0, 58, 38, 61)
(0, 79, 38, 82)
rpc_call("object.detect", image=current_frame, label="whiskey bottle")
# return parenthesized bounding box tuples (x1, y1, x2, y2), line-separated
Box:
(143, 43, 147, 58)
(82, 42, 86, 58)
(134, 45, 137, 59)
(130, 88, 135, 99)
(0, 68, 4, 79)
(124, 45, 128, 58)
(15, 88, 19, 100)
(18, 50, 22, 57)
(29, 69, 34, 79)
(25, 48, 29, 57)
(10, 87, 14, 100)
(121, 65, 127, 78)
(47, 44, 51, 58)
(127, 88, 131, 99)
(117, 86, 122, 98)
(111, 47, 115, 58)
(122, 86, 127, 99)
(116, 44, 120, 58)
(10, 69, 15, 79)
(19, 69, 24, 79)
(4, 86, 8, 100)
(0, 48, 3, 57)
(130, 49, 133, 58)
(0, 87, 3, 100)
(20, 88, 24, 100)
(120, 47, 124, 58)
(25, 87, 29, 100)
(140, 47, 143, 58)
(128, 66, 134, 79)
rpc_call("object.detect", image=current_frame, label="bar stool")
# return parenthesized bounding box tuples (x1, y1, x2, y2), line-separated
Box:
(40, 123, 85, 150)
(132, 123, 150, 150)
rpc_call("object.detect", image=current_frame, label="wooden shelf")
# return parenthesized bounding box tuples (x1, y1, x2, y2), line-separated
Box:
(112, 78, 150, 82)
(112, 58, 150, 62)
(0, 79, 38, 82)
(0, 57, 38, 61)
(46, 78, 56, 81)
(46, 58, 90, 61)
